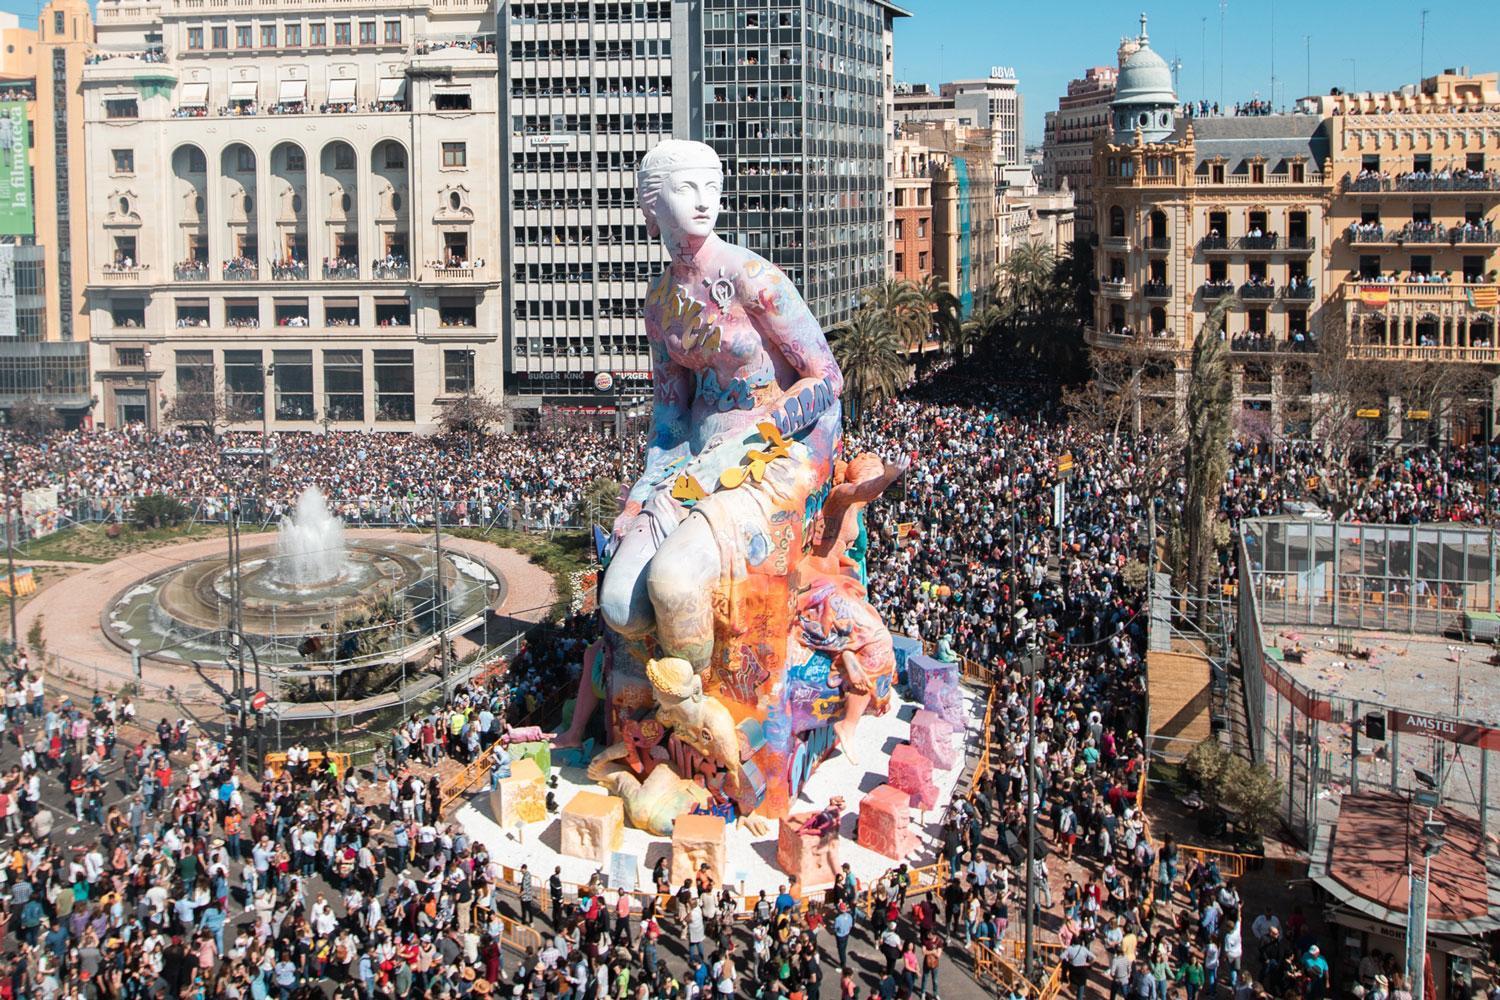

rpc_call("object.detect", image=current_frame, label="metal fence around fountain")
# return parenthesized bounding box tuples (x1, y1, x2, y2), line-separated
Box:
(9, 493, 596, 547)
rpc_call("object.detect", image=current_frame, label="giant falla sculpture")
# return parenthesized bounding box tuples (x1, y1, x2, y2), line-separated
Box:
(556, 139, 906, 836)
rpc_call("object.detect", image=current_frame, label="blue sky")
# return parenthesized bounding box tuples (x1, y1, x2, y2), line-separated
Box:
(894, 0, 1500, 145)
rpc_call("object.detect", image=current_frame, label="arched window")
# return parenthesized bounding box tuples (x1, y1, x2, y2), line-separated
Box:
(1109, 206, 1125, 238)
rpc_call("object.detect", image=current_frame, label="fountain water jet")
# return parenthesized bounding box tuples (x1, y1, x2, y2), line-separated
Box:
(274, 487, 348, 588)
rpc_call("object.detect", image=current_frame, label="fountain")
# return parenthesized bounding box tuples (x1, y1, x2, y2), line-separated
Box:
(274, 488, 349, 588)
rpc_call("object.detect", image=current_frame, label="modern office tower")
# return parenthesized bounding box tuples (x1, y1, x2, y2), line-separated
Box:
(81, 0, 503, 431)
(699, 0, 908, 331)
(498, 0, 678, 421)
(499, 0, 907, 424)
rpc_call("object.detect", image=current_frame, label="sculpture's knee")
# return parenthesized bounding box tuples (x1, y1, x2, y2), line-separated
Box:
(599, 559, 653, 637)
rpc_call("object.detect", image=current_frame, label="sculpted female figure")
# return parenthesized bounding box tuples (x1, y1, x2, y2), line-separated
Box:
(599, 140, 844, 671)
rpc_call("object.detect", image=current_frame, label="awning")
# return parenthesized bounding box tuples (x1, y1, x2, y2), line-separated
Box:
(377, 77, 407, 102)
(277, 79, 307, 104)
(228, 81, 258, 102)
(326, 78, 357, 105)
(179, 82, 208, 107)
(324, 297, 359, 308)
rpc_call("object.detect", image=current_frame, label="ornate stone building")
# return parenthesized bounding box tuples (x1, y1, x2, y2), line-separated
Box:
(82, 0, 503, 431)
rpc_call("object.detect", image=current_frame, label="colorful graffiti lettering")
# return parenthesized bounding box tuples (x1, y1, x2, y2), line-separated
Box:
(716, 643, 772, 705)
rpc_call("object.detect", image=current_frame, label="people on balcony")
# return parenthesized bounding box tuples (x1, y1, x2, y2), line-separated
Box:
(223, 257, 257, 280)
(323, 257, 360, 280)
(175, 259, 209, 280)
(270, 258, 308, 281)
(1347, 220, 1386, 242)
(372, 254, 410, 279)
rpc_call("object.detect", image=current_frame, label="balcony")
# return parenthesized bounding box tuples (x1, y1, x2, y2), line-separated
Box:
(1229, 335, 1318, 355)
(1349, 343, 1498, 363)
(101, 265, 147, 282)
(1144, 236, 1171, 251)
(323, 262, 360, 280)
(223, 260, 258, 281)
(1084, 326, 1180, 350)
(1340, 280, 1500, 310)
(1200, 236, 1230, 252)
(1341, 172, 1500, 194)
(1097, 278, 1131, 299)
(1142, 282, 1172, 300)
(269, 261, 308, 281)
(1240, 283, 1277, 300)
(373, 261, 411, 280)
(174, 262, 210, 281)
(1100, 235, 1131, 252)
(432, 267, 476, 280)
(1283, 283, 1316, 300)
(1200, 281, 1237, 297)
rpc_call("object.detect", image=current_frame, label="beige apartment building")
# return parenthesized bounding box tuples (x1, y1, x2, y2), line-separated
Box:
(82, 0, 502, 430)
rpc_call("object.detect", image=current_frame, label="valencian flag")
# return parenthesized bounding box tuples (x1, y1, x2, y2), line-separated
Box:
(1466, 285, 1499, 310)
(0, 567, 34, 597)
(1359, 285, 1391, 308)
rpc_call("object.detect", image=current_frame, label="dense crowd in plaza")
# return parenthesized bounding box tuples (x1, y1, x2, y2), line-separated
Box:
(2, 363, 1498, 1000)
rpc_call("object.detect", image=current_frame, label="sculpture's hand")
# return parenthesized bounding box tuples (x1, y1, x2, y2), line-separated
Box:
(586, 741, 631, 783)
(610, 499, 644, 542)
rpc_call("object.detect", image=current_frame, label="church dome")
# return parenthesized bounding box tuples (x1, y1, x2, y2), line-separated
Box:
(1115, 42, 1176, 107)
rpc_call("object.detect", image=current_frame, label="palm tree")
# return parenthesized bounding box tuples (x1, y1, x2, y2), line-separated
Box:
(999, 241, 1058, 319)
(1182, 295, 1237, 617)
(919, 274, 962, 352)
(829, 308, 907, 427)
(955, 299, 1002, 359)
(861, 278, 928, 353)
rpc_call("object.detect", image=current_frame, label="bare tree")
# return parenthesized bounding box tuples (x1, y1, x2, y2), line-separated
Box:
(1062, 337, 1178, 444)
(161, 381, 259, 435)
(436, 390, 511, 436)
(4, 398, 63, 438)
(1303, 312, 1384, 463)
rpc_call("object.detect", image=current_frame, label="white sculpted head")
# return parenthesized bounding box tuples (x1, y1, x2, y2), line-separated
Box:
(637, 140, 723, 243)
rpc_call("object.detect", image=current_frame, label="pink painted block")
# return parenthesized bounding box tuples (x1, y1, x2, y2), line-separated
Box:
(777, 811, 841, 889)
(887, 743, 938, 810)
(922, 683, 965, 728)
(910, 709, 959, 770)
(857, 783, 918, 859)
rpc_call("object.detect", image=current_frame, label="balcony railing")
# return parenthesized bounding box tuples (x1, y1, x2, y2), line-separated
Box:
(1084, 326, 1179, 349)
(1200, 281, 1237, 297)
(1142, 282, 1171, 299)
(223, 261, 258, 281)
(101, 266, 146, 282)
(1350, 343, 1499, 364)
(1229, 335, 1318, 355)
(323, 263, 360, 280)
(270, 262, 308, 281)
(1097, 279, 1130, 299)
(1144, 236, 1171, 251)
(432, 267, 476, 280)
(1340, 280, 1498, 306)
(1237, 235, 1280, 251)
(174, 263, 210, 281)
(1240, 283, 1278, 300)
(373, 262, 411, 280)
(1284, 283, 1316, 300)
(1342, 172, 1500, 194)
(1199, 236, 1230, 251)
(1100, 235, 1131, 252)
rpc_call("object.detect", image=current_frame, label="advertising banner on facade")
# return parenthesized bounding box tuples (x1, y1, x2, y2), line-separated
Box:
(0, 101, 32, 236)
(0, 244, 14, 339)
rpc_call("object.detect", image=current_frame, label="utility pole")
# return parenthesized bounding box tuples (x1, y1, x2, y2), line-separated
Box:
(1219, 0, 1227, 108)
(434, 498, 449, 698)
(2, 451, 15, 647)
(1023, 653, 1040, 980)
(228, 498, 247, 762)
(1269, 0, 1275, 108)
(1304, 36, 1311, 97)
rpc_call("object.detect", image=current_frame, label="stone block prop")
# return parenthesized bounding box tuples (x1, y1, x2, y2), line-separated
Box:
(857, 783, 918, 859)
(887, 743, 938, 810)
(777, 811, 841, 888)
(507, 740, 552, 776)
(670, 813, 727, 888)
(922, 682, 965, 728)
(910, 709, 959, 770)
(906, 654, 957, 705)
(891, 635, 923, 684)
(489, 757, 546, 827)
(560, 791, 624, 864)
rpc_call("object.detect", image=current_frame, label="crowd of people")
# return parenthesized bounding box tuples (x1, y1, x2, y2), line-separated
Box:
(4, 357, 1500, 999)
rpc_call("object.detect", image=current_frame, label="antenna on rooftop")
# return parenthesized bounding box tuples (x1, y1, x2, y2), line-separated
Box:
(1170, 55, 1183, 94)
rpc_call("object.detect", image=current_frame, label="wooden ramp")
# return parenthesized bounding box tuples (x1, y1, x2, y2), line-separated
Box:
(1147, 646, 1212, 760)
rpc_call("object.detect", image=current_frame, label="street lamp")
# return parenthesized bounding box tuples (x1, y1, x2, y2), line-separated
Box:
(262, 363, 276, 493)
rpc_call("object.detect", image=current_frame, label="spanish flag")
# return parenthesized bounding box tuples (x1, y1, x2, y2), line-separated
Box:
(897, 522, 918, 539)
(0, 567, 35, 598)
(1467, 285, 1499, 310)
(1360, 285, 1391, 308)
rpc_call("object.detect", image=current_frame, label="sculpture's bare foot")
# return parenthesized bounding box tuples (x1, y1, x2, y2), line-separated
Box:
(586, 741, 630, 783)
(740, 812, 771, 837)
(834, 721, 861, 766)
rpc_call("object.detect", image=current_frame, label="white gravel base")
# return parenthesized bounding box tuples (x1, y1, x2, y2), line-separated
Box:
(454, 687, 980, 896)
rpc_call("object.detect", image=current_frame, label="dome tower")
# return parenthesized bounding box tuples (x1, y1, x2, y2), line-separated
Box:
(1112, 14, 1178, 143)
